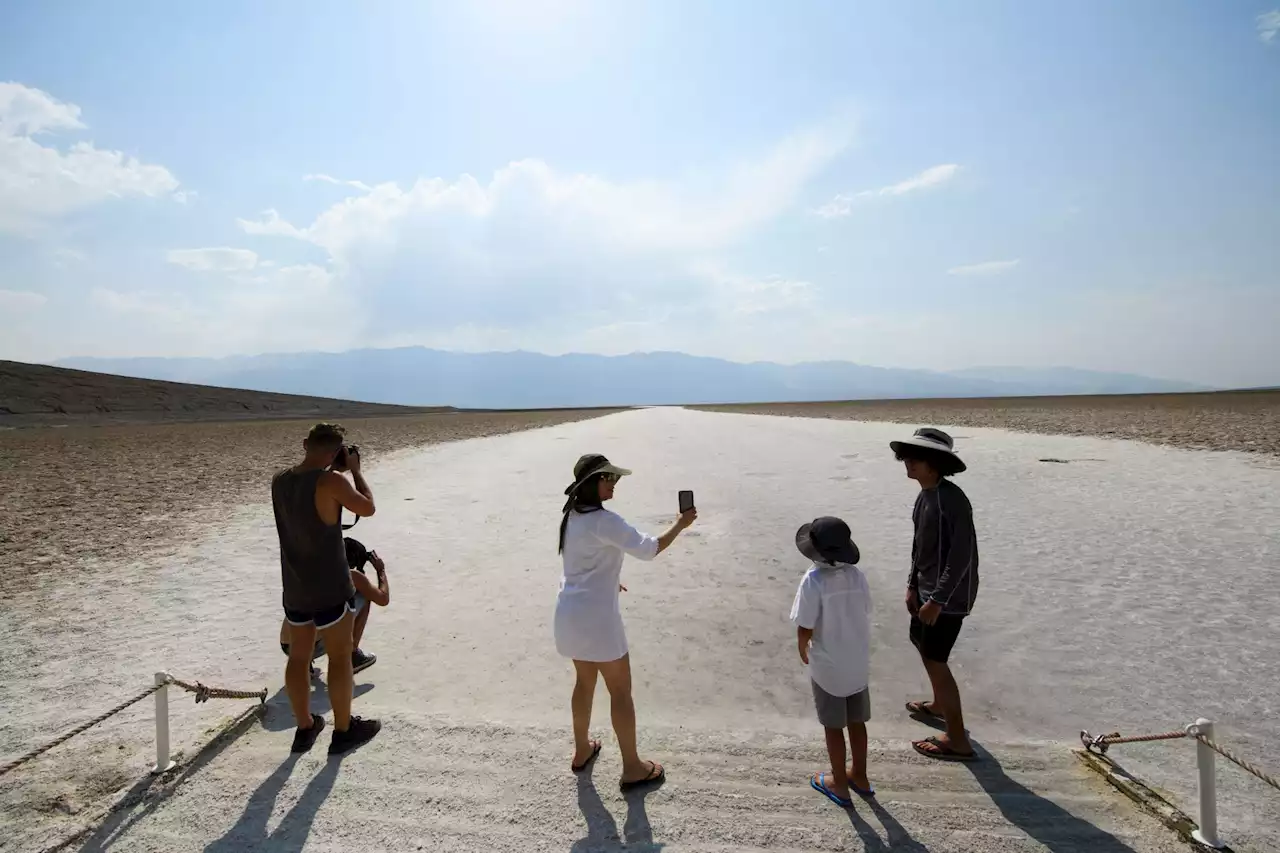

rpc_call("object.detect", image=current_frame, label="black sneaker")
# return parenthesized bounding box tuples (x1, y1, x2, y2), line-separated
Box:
(329, 716, 381, 755)
(291, 714, 325, 753)
(352, 649, 377, 674)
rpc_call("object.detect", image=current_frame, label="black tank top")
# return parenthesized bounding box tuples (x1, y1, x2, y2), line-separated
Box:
(271, 467, 356, 612)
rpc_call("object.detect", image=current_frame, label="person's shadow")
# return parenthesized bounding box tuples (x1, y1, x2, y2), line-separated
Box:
(845, 796, 930, 851)
(202, 752, 345, 852)
(569, 767, 665, 853)
(261, 680, 375, 732)
(962, 740, 1139, 853)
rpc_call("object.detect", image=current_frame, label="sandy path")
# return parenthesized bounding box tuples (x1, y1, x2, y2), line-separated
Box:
(3, 408, 1277, 851)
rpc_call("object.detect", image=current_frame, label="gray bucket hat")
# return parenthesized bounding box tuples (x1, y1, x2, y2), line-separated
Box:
(889, 427, 966, 473)
(795, 516, 860, 566)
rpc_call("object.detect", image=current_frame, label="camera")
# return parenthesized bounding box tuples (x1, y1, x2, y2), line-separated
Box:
(331, 444, 360, 472)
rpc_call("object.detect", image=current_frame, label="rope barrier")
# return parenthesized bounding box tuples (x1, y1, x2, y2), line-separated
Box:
(1081, 726, 1280, 794)
(0, 674, 266, 778)
(1080, 729, 1187, 754)
(0, 683, 164, 777)
(167, 677, 267, 705)
(1195, 733, 1280, 793)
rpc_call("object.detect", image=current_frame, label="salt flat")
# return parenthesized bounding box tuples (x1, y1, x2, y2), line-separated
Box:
(3, 407, 1276, 851)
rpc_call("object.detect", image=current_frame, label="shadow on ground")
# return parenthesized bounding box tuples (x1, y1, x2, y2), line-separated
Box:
(200, 754, 344, 852)
(963, 740, 1139, 853)
(570, 767, 665, 853)
(260, 681, 375, 732)
(75, 705, 264, 851)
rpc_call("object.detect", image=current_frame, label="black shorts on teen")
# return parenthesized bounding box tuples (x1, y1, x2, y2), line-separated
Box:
(284, 596, 358, 631)
(909, 608, 966, 663)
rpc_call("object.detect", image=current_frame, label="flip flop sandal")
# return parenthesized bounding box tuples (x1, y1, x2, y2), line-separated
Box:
(810, 772, 854, 808)
(905, 700, 942, 719)
(912, 736, 978, 762)
(571, 740, 602, 773)
(620, 761, 665, 791)
(850, 780, 876, 798)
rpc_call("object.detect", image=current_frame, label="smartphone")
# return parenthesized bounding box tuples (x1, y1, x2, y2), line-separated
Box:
(678, 490, 695, 513)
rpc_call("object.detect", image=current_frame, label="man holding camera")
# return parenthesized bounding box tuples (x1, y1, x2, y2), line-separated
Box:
(271, 422, 382, 755)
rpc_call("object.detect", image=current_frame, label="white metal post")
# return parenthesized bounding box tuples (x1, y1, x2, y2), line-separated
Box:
(152, 672, 175, 774)
(1189, 718, 1224, 849)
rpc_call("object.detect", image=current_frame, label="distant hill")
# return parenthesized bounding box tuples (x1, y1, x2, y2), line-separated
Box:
(53, 348, 1210, 409)
(0, 360, 444, 428)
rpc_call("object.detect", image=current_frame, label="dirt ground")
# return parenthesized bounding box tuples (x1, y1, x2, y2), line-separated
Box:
(0, 410, 616, 596)
(694, 388, 1280, 456)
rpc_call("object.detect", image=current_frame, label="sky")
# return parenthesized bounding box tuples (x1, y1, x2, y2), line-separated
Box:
(1, 1, 1278, 388)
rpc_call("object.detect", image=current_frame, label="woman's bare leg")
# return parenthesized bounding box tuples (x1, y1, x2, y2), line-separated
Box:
(598, 655, 661, 783)
(571, 659, 601, 765)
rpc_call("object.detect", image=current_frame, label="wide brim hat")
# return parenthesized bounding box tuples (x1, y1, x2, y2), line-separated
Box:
(889, 427, 967, 473)
(564, 453, 632, 496)
(795, 517, 860, 566)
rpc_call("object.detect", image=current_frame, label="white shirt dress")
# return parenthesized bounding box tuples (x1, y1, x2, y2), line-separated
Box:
(554, 508, 659, 662)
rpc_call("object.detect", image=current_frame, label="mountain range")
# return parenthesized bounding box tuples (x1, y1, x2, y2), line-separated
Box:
(52, 349, 1209, 409)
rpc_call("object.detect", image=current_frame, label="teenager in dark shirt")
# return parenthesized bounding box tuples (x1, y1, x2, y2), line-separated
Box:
(890, 428, 980, 762)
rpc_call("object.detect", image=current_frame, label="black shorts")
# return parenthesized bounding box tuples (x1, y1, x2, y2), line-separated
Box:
(909, 609, 966, 663)
(284, 596, 358, 630)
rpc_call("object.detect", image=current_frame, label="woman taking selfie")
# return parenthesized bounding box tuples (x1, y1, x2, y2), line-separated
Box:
(554, 453, 697, 789)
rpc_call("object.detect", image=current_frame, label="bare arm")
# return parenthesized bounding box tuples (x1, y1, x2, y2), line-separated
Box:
(320, 470, 375, 517)
(351, 562, 390, 607)
(655, 509, 698, 555)
(796, 626, 813, 664)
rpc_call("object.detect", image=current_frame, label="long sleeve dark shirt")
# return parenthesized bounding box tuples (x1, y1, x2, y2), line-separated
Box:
(909, 478, 980, 615)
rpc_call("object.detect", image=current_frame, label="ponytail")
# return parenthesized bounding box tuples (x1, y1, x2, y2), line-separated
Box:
(557, 474, 604, 553)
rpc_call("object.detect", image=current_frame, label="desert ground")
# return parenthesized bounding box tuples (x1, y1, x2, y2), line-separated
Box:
(2, 405, 1277, 852)
(696, 388, 1280, 457)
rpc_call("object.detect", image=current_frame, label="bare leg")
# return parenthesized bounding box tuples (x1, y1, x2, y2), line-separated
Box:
(846, 722, 870, 791)
(352, 602, 371, 648)
(598, 655, 661, 783)
(285, 622, 318, 728)
(923, 658, 972, 752)
(318, 610, 355, 731)
(571, 660, 600, 765)
(822, 727, 850, 799)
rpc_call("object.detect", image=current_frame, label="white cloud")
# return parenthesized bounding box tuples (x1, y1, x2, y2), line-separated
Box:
(860, 163, 959, 198)
(947, 259, 1021, 276)
(812, 194, 854, 218)
(0, 288, 48, 310)
(1259, 10, 1280, 43)
(229, 122, 852, 347)
(0, 83, 181, 234)
(813, 163, 959, 217)
(166, 247, 260, 272)
(304, 173, 374, 192)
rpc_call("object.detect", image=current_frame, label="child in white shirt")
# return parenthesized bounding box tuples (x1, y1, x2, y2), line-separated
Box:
(790, 516, 874, 807)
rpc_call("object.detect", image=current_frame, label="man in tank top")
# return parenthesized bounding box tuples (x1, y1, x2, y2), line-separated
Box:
(271, 422, 381, 755)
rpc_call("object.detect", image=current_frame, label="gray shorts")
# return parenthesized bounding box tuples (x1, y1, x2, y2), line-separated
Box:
(812, 681, 871, 729)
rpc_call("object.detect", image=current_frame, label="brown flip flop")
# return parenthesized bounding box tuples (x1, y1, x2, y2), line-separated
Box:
(571, 740, 602, 773)
(620, 761, 665, 790)
(913, 736, 977, 762)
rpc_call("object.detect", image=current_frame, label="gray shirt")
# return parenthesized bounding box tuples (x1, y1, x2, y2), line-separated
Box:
(910, 479, 979, 615)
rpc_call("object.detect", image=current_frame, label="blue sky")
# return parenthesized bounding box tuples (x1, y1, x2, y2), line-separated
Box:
(2, 1, 1278, 387)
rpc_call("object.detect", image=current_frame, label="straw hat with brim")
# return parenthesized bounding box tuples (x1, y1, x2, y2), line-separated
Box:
(889, 427, 966, 473)
(796, 516, 860, 566)
(564, 453, 633, 496)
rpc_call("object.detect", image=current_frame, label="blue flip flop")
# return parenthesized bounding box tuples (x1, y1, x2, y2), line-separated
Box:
(851, 780, 876, 798)
(810, 773, 854, 808)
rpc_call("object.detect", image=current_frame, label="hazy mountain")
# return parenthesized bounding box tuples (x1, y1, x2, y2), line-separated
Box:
(54, 348, 1208, 409)
(946, 366, 1210, 396)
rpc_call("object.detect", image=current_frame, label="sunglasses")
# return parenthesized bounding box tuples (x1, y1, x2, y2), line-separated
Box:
(599, 472, 620, 483)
